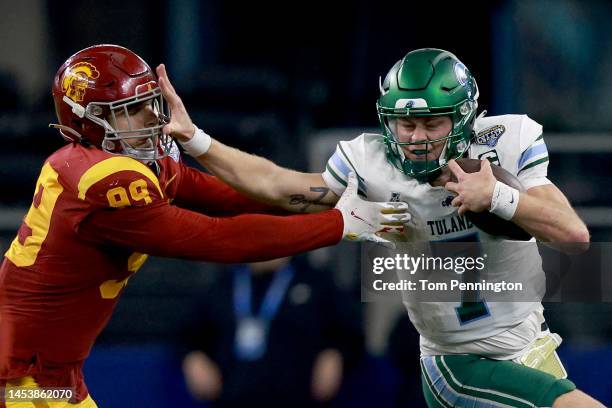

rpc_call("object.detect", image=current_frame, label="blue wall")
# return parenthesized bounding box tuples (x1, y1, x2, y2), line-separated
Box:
(84, 343, 612, 407)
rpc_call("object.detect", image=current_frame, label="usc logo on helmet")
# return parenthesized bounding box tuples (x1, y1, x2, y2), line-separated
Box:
(62, 62, 100, 102)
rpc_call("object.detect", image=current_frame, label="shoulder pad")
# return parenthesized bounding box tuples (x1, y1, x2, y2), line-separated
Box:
(77, 156, 164, 208)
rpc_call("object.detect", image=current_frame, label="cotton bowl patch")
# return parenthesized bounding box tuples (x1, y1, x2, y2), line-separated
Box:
(475, 125, 505, 147)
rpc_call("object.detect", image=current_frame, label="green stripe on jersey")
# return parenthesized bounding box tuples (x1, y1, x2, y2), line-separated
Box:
(518, 156, 549, 175)
(325, 164, 347, 187)
(325, 163, 367, 198)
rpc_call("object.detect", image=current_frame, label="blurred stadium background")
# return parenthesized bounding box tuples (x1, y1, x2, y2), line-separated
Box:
(1, 0, 611, 406)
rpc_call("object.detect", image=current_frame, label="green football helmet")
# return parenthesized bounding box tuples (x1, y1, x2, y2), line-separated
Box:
(377, 48, 479, 182)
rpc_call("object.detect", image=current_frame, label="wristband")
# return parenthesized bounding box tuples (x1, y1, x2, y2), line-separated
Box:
(490, 181, 519, 220)
(179, 125, 212, 157)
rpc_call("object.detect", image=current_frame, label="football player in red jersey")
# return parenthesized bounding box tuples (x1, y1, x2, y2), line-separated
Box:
(0, 44, 410, 407)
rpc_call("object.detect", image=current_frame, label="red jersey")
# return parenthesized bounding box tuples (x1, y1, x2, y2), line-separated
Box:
(0, 143, 342, 401)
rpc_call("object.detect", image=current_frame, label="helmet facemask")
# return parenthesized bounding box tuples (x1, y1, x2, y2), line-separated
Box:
(379, 100, 477, 181)
(376, 49, 479, 182)
(84, 86, 172, 161)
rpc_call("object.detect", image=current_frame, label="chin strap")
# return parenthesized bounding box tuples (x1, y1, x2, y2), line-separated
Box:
(48, 123, 86, 144)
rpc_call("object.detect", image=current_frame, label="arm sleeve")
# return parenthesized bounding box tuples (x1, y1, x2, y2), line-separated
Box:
(77, 201, 343, 263)
(173, 163, 284, 216)
(517, 116, 552, 190)
(321, 138, 368, 198)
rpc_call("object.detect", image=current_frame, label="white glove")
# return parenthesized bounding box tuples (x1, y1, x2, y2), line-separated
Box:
(335, 172, 411, 248)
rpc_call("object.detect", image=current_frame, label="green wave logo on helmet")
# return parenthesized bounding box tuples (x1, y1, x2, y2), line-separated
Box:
(377, 48, 479, 182)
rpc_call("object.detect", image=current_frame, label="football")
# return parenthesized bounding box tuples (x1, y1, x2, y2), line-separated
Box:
(453, 158, 532, 240)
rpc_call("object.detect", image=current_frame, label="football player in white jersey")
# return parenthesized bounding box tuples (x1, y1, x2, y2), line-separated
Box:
(157, 49, 602, 407)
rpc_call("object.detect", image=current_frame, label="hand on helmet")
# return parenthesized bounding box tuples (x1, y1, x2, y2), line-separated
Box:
(335, 172, 411, 248)
(156, 64, 196, 143)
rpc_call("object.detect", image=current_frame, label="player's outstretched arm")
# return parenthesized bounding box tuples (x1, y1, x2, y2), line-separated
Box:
(78, 176, 410, 261)
(173, 164, 288, 216)
(199, 139, 338, 213)
(78, 202, 344, 263)
(156, 64, 337, 213)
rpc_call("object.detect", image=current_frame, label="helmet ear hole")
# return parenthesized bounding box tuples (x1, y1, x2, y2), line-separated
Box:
(102, 140, 115, 151)
(89, 105, 103, 116)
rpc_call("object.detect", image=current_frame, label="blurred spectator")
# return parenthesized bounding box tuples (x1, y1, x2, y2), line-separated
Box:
(182, 256, 364, 407)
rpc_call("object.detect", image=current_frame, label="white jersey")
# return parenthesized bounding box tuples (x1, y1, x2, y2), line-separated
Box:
(322, 114, 552, 358)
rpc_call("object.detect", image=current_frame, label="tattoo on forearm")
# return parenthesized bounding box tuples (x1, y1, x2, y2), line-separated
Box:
(289, 187, 333, 212)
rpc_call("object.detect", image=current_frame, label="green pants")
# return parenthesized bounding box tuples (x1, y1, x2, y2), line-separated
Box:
(420, 355, 576, 407)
